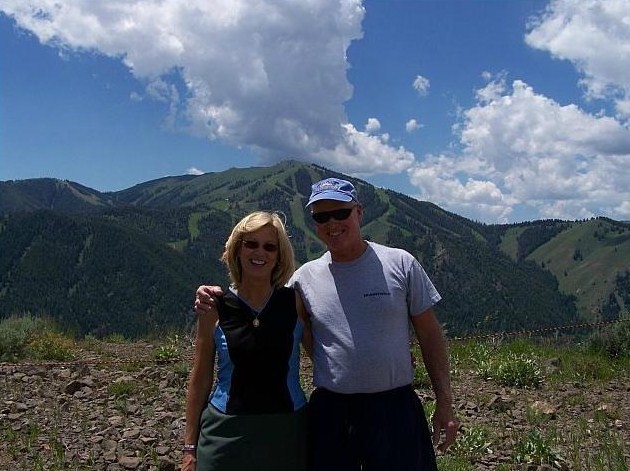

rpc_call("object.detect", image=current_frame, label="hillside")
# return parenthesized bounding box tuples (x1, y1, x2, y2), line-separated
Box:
(1, 160, 628, 338)
(499, 219, 630, 322)
(0, 178, 114, 213)
(528, 219, 630, 318)
(0, 210, 218, 337)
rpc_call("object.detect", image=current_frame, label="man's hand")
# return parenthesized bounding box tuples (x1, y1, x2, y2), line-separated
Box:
(432, 400, 458, 452)
(193, 285, 224, 314)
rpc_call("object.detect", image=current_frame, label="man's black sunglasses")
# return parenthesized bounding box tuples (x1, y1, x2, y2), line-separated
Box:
(311, 207, 356, 224)
(242, 240, 279, 252)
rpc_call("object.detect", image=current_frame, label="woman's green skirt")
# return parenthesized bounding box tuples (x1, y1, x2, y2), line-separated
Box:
(196, 404, 308, 471)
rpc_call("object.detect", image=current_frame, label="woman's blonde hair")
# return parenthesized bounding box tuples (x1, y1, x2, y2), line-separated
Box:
(220, 211, 295, 289)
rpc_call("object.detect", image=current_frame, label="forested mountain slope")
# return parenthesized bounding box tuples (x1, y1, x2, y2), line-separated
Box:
(1, 160, 627, 337)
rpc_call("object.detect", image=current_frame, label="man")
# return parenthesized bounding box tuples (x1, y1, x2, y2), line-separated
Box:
(194, 177, 457, 471)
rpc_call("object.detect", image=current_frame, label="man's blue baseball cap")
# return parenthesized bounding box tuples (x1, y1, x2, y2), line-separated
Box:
(306, 178, 358, 207)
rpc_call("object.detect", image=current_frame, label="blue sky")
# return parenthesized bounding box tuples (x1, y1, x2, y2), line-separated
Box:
(1, 0, 629, 223)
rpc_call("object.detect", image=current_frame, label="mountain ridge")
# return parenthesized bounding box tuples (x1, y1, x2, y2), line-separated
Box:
(1, 160, 628, 337)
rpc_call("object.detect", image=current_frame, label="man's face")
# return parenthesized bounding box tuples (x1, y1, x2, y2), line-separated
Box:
(310, 200, 363, 261)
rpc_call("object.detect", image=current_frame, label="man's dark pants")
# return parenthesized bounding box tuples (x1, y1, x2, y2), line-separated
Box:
(308, 384, 438, 471)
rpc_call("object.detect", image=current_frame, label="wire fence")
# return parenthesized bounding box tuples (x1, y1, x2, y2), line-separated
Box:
(449, 317, 630, 342)
(1, 316, 628, 369)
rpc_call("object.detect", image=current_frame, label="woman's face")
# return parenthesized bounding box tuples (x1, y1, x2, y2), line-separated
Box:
(237, 225, 279, 283)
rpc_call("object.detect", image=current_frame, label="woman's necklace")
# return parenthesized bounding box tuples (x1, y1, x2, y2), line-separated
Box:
(252, 309, 261, 328)
(232, 287, 273, 328)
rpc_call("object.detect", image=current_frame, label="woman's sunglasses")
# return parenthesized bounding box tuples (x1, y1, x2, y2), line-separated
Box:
(242, 240, 279, 252)
(311, 206, 355, 224)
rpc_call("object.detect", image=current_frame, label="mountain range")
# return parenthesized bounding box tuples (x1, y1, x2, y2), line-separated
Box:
(1, 160, 628, 338)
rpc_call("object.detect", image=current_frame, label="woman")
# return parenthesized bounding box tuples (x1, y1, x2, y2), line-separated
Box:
(182, 211, 312, 471)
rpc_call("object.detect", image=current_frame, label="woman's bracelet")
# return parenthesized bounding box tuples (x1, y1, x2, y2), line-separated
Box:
(182, 444, 197, 453)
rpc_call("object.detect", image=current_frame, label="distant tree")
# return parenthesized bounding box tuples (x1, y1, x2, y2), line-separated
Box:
(601, 293, 621, 322)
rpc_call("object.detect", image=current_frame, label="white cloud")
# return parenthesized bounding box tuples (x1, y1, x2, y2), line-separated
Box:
(0, 0, 413, 175)
(365, 117, 381, 134)
(613, 200, 630, 220)
(475, 72, 507, 104)
(129, 91, 143, 102)
(409, 0, 630, 223)
(186, 167, 205, 176)
(405, 119, 422, 133)
(412, 75, 430, 96)
(408, 154, 516, 223)
(314, 123, 415, 175)
(145, 77, 181, 128)
(409, 79, 630, 223)
(525, 0, 630, 120)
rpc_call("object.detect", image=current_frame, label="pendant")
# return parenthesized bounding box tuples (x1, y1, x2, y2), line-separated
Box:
(253, 318, 260, 327)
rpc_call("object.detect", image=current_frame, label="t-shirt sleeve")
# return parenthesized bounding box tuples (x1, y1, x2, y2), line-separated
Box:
(407, 258, 441, 317)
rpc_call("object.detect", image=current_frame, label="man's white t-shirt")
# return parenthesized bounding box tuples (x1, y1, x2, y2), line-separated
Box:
(289, 241, 441, 394)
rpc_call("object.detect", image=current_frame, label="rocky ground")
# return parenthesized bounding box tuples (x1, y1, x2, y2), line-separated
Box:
(0, 340, 628, 470)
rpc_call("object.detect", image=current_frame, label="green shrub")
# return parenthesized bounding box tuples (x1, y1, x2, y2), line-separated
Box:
(526, 403, 553, 426)
(449, 340, 490, 369)
(108, 380, 137, 398)
(475, 351, 543, 388)
(172, 361, 190, 378)
(551, 349, 617, 383)
(0, 314, 39, 361)
(588, 322, 630, 359)
(154, 334, 181, 362)
(450, 425, 492, 462)
(513, 428, 563, 467)
(467, 341, 493, 366)
(26, 331, 75, 361)
(412, 364, 432, 389)
(502, 338, 539, 356)
(0, 314, 64, 361)
(423, 399, 436, 426)
(104, 333, 126, 343)
(80, 333, 102, 351)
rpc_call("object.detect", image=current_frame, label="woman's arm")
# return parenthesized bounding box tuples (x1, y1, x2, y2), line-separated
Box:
(182, 307, 218, 469)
